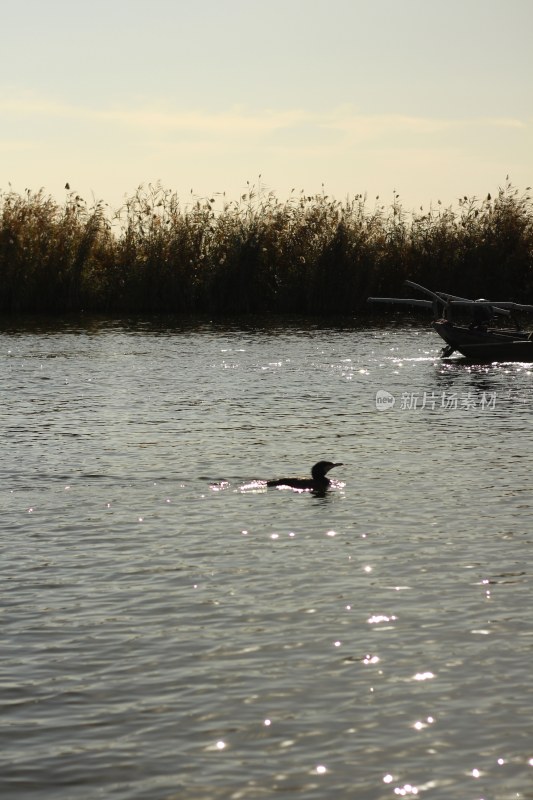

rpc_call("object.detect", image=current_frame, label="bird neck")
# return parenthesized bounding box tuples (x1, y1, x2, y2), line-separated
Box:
(312, 472, 329, 482)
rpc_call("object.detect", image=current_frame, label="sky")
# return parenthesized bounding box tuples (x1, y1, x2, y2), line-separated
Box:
(1, 0, 532, 213)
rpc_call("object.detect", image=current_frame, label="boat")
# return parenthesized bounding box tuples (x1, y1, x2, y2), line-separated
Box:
(368, 280, 533, 361)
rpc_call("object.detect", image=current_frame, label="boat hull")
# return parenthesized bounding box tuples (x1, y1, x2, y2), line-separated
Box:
(433, 320, 533, 361)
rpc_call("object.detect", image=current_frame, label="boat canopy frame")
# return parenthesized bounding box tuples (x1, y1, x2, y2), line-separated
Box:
(368, 280, 533, 325)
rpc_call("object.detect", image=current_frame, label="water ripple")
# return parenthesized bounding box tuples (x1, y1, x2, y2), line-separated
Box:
(1, 321, 532, 798)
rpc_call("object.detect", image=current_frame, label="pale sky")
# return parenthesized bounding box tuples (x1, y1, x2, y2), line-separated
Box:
(1, 0, 532, 213)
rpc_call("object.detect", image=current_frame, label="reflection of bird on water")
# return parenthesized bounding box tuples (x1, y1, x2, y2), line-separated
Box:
(267, 461, 343, 491)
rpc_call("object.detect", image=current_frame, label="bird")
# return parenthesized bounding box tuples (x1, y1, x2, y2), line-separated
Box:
(267, 461, 343, 491)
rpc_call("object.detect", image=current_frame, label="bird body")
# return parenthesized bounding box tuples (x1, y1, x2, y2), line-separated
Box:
(267, 461, 343, 491)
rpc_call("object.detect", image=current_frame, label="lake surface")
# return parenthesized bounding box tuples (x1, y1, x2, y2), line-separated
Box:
(1, 317, 532, 800)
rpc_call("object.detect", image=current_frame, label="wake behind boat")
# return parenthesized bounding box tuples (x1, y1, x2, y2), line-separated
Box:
(368, 280, 533, 361)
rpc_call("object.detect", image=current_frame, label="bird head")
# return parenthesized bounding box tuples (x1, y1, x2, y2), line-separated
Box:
(311, 461, 343, 480)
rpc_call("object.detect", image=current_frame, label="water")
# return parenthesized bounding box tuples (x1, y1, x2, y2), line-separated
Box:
(1, 317, 532, 800)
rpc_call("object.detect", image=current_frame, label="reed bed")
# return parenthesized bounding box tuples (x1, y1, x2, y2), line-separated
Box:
(1, 180, 532, 315)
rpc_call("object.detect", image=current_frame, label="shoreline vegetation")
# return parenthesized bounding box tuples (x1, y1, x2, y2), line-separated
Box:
(1, 180, 532, 316)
